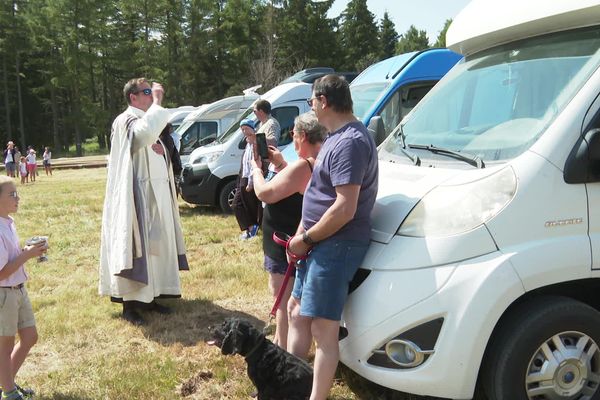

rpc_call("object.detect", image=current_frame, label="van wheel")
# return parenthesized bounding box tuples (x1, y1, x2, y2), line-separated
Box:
(481, 296, 600, 400)
(218, 181, 237, 213)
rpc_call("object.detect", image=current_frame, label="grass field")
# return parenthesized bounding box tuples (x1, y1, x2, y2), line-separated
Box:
(12, 168, 357, 400)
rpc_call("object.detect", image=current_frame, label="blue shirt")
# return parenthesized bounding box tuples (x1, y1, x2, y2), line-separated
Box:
(302, 121, 378, 242)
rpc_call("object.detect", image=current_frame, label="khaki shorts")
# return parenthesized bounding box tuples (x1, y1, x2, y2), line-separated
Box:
(0, 286, 36, 336)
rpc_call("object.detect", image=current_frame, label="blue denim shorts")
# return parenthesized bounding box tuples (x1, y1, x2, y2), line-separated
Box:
(292, 239, 369, 321)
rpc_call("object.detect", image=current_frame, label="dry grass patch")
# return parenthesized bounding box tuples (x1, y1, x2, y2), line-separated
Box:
(11, 168, 357, 399)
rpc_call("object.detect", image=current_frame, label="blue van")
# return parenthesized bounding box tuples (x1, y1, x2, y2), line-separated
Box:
(352, 48, 462, 145)
(279, 49, 462, 162)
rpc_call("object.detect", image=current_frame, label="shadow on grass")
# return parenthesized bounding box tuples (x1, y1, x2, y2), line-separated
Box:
(178, 203, 231, 218)
(116, 298, 265, 346)
(36, 394, 93, 400)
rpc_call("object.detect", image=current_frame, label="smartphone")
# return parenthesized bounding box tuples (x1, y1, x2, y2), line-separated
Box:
(256, 133, 269, 159)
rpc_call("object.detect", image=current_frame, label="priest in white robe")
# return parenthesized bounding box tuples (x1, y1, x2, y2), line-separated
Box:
(99, 78, 188, 325)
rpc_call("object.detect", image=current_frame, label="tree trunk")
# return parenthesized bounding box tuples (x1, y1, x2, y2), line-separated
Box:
(50, 83, 60, 151)
(2, 57, 12, 140)
(15, 51, 25, 149)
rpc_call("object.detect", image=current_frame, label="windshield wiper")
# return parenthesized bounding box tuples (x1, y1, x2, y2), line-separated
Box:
(407, 144, 485, 168)
(396, 124, 420, 166)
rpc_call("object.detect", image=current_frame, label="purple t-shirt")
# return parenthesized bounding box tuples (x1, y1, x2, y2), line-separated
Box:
(302, 121, 378, 242)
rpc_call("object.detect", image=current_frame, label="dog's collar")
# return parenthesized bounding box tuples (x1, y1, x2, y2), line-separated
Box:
(244, 338, 265, 360)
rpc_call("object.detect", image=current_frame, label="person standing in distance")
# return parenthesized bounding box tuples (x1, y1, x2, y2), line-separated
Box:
(253, 99, 281, 147)
(286, 75, 378, 400)
(99, 78, 188, 325)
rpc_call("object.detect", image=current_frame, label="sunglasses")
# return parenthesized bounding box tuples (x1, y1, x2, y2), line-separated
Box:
(306, 95, 323, 107)
(7, 191, 18, 198)
(136, 88, 152, 96)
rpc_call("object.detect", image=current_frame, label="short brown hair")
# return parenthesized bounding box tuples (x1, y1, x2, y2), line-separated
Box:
(123, 78, 149, 105)
(254, 99, 272, 114)
(312, 74, 353, 114)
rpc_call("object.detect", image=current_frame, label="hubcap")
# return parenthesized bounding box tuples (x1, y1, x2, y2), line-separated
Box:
(525, 331, 600, 399)
(227, 188, 236, 210)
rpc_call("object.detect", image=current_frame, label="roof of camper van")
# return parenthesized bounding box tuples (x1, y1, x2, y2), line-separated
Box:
(447, 0, 600, 57)
(182, 93, 258, 123)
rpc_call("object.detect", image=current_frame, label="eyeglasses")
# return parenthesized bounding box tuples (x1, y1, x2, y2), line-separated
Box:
(7, 191, 18, 198)
(135, 88, 152, 96)
(307, 95, 323, 107)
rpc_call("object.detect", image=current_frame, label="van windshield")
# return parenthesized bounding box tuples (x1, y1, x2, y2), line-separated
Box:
(217, 107, 254, 144)
(381, 27, 600, 164)
(350, 82, 389, 120)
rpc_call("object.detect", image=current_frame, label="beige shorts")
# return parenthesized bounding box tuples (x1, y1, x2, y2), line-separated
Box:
(0, 286, 36, 336)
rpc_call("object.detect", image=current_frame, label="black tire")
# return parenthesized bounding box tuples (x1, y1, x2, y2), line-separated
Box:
(481, 296, 600, 400)
(218, 180, 237, 213)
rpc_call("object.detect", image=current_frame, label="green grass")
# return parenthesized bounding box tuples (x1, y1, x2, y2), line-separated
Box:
(11, 168, 357, 399)
(61, 138, 109, 157)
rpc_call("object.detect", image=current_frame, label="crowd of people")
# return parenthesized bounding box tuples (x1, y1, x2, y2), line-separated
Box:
(0, 74, 378, 400)
(232, 74, 378, 399)
(3, 142, 52, 185)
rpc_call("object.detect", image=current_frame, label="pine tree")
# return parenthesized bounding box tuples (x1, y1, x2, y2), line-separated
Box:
(379, 12, 398, 60)
(434, 19, 452, 48)
(339, 0, 380, 71)
(396, 25, 430, 54)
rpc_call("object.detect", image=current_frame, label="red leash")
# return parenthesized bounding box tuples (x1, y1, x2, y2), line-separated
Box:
(269, 232, 309, 318)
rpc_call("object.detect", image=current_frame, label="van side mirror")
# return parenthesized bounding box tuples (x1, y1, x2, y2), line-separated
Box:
(238, 137, 247, 150)
(564, 128, 600, 183)
(368, 116, 386, 146)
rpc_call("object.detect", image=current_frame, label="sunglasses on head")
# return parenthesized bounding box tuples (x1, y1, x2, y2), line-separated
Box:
(136, 88, 152, 96)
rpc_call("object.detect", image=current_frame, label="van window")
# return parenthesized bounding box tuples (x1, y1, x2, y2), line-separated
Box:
(382, 27, 600, 164)
(217, 108, 254, 144)
(351, 83, 390, 120)
(180, 121, 218, 155)
(379, 83, 436, 139)
(272, 106, 300, 146)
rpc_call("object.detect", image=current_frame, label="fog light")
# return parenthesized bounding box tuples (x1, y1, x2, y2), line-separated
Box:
(385, 340, 433, 368)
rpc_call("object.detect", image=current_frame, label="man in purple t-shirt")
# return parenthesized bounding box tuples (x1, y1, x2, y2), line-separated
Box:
(287, 74, 378, 400)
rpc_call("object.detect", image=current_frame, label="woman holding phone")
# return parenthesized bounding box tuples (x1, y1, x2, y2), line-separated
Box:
(251, 112, 326, 349)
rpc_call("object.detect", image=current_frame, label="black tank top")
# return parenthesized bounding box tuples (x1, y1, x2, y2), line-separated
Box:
(262, 159, 313, 262)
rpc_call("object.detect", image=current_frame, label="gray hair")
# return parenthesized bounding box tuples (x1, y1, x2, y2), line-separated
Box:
(0, 176, 14, 194)
(294, 112, 326, 145)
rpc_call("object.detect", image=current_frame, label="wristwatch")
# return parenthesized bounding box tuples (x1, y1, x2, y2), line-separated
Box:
(302, 231, 316, 246)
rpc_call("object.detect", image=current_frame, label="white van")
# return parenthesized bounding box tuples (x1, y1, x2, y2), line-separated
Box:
(339, 1, 600, 399)
(179, 82, 312, 212)
(167, 105, 198, 131)
(176, 91, 260, 165)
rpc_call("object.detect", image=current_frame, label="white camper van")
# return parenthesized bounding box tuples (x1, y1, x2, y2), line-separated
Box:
(176, 90, 260, 164)
(339, 1, 600, 400)
(179, 82, 312, 212)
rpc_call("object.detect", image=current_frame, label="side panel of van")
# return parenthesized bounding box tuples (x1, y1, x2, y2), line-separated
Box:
(180, 101, 309, 211)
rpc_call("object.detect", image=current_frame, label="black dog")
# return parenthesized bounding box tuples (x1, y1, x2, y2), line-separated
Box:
(208, 318, 313, 400)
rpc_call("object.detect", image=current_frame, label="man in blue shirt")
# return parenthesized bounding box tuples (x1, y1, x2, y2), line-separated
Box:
(287, 75, 378, 400)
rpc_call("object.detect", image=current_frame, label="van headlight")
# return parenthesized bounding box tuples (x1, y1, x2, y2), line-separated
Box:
(191, 151, 223, 166)
(397, 166, 517, 237)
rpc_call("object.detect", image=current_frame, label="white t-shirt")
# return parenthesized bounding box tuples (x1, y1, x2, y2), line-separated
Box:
(43, 151, 51, 162)
(26, 153, 36, 164)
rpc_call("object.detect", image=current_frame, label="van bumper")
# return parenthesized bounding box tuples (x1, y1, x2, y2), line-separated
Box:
(339, 248, 524, 399)
(180, 164, 219, 206)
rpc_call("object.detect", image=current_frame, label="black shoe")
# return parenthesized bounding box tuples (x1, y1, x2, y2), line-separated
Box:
(122, 309, 146, 325)
(150, 301, 173, 315)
